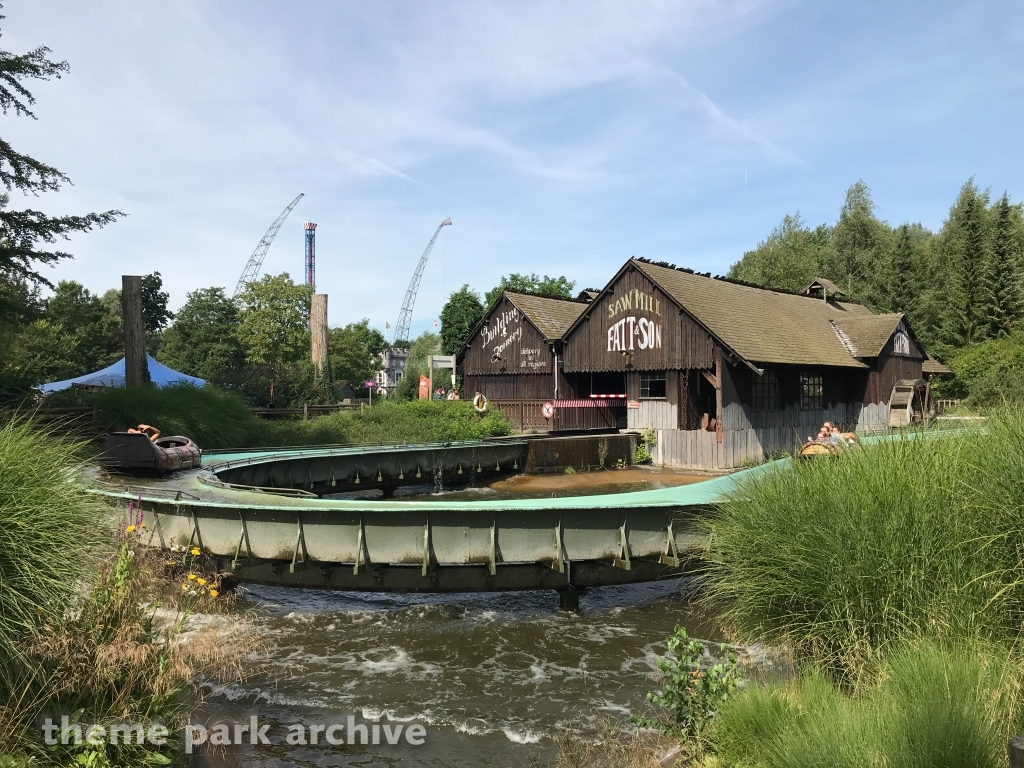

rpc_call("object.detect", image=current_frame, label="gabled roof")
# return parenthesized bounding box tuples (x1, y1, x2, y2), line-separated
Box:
(505, 292, 587, 340)
(830, 314, 906, 358)
(803, 276, 845, 297)
(922, 357, 952, 375)
(631, 260, 872, 368)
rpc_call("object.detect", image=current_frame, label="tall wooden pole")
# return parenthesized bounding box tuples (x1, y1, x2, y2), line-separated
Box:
(310, 293, 330, 391)
(121, 275, 149, 386)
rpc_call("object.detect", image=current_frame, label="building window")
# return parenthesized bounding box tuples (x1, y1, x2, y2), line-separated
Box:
(640, 371, 667, 398)
(800, 373, 823, 410)
(752, 371, 781, 411)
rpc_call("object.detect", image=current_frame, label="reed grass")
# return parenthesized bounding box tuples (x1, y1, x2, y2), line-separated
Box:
(702, 411, 1024, 682)
(88, 384, 513, 449)
(0, 417, 110, 695)
(713, 641, 1024, 768)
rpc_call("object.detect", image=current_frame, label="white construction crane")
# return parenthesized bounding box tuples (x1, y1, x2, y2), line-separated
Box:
(232, 193, 304, 298)
(392, 217, 452, 344)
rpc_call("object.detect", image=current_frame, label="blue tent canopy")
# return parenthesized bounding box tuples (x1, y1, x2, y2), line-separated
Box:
(37, 355, 206, 394)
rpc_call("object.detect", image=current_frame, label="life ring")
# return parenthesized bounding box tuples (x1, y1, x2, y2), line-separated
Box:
(472, 394, 489, 413)
(542, 402, 555, 419)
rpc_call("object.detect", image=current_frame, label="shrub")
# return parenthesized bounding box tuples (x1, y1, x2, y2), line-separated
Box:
(84, 385, 514, 449)
(90, 383, 257, 448)
(713, 642, 1024, 768)
(703, 415, 1024, 683)
(631, 627, 740, 760)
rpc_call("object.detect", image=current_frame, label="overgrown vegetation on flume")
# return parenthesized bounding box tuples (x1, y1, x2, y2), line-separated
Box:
(617, 408, 1024, 766)
(0, 418, 259, 766)
(83, 384, 513, 449)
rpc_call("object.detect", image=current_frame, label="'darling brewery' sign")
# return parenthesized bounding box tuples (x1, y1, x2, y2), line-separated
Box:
(606, 288, 662, 352)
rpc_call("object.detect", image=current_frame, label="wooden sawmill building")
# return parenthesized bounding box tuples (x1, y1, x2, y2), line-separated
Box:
(460, 259, 948, 469)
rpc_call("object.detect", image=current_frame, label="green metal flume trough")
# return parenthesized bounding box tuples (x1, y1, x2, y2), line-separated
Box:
(207, 440, 529, 497)
(89, 442, 777, 593)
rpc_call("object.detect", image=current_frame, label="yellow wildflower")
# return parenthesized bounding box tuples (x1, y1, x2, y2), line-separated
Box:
(208, 589, 218, 598)
(181, 584, 188, 591)
(187, 573, 197, 581)
(125, 525, 136, 533)
(141, 523, 147, 528)
(190, 547, 201, 556)
(197, 578, 207, 586)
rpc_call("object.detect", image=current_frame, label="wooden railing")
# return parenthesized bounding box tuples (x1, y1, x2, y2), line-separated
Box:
(491, 400, 552, 433)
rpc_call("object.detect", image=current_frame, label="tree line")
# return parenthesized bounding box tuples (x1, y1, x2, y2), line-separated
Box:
(728, 180, 1024, 359)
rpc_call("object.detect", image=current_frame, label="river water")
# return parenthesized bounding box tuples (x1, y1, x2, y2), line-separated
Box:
(196, 471, 723, 767)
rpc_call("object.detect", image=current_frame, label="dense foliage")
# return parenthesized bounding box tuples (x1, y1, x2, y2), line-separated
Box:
(713, 642, 1023, 768)
(439, 284, 484, 355)
(704, 419, 1024, 683)
(87, 383, 512, 449)
(483, 272, 576, 307)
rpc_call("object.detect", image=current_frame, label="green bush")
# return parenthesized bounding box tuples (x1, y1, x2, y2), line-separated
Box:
(263, 398, 513, 446)
(90, 383, 257, 448)
(703, 413, 1024, 682)
(631, 627, 740, 760)
(714, 642, 1024, 768)
(0, 417, 110, 696)
(85, 385, 513, 449)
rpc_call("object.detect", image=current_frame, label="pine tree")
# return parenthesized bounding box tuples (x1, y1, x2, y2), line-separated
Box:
(888, 224, 916, 315)
(941, 180, 991, 347)
(0, 15, 123, 285)
(983, 193, 1022, 337)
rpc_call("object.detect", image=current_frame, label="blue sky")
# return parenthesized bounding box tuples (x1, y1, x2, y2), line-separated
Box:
(5, 1, 1023, 337)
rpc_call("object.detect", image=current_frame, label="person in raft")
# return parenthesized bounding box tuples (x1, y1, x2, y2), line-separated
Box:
(472, 391, 488, 413)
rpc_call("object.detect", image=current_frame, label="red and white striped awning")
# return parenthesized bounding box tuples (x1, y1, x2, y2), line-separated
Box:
(554, 399, 624, 408)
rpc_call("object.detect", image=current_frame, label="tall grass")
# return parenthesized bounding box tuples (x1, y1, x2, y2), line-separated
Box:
(0, 417, 111, 694)
(90, 383, 257, 447)
(702, 411, 1024, 682)
(713, 641, 1024, 768)
(88, 385, 513, 449)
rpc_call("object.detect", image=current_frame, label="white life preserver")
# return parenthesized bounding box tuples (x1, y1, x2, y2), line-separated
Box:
(541, 402, 554, 419)
(473, 394, 489, 413)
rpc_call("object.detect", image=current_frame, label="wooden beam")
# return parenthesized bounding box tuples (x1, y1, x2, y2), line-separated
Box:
(701, 370, 718, 388)
(714, 347, 723, 444)
(121, 275, 149, 386)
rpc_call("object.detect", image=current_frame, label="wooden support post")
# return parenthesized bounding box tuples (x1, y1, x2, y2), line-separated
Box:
(311, 293, 329, 391)
(1009, 735, 1024, 768)
(714, 346, 723, 444)
(121, 275, 149, 386)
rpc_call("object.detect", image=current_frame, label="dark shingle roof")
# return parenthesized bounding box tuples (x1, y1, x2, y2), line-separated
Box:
(831, 314, 905, 358)
(506, 292, 588, 340)
(632, 260, 873, 368)
(922, 357, 952, 375)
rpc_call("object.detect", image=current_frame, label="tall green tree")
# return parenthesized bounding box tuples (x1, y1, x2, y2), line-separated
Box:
(484, 273, 575, 307)
(727, 214, 831, 292)
(983, 193, 1022, 337)
(440, 284, 484, 355)
(887, 224, 916, 315)
(159, 287, 244, 384)
(0, 20, 122, 286)
(328, 319, 388, 386)
(235, 273, 311, 389)
(827, 180, 891, 302)
(941, 180, 991, 348)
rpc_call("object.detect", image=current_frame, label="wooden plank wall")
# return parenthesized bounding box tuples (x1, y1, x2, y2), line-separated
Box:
(563, 264, 715, 373)
(462, 294, 552, 375)
(627, 400, 677, 430)
(656, 403, 891, 469)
